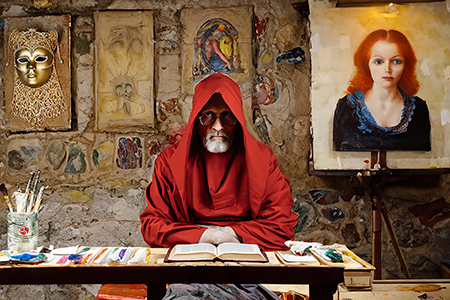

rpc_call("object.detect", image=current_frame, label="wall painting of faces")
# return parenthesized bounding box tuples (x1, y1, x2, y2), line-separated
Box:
(309, 1, 450, 171)
(4, 15, 71, 131)
(116, 136, 142, 170)
(181, 7, 254, 95)
(95, 11, 155, 131)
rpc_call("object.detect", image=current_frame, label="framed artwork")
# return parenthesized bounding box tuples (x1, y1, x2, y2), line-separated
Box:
(4, 15, 71, 131)
(181, 6, 254, 130)
(95, 11, 155, 131)
(181, 6, 254, 93)
(309, 0, 450, 171)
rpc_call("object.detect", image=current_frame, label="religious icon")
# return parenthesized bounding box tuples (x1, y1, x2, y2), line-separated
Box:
(192, 18, 243, 76)
(95, 11, 155, 131)
(7, 28, 67, 127)
(333, 29, 431, 152)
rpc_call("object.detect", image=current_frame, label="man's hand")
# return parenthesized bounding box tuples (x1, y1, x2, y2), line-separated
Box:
(198, 226, 241, 244)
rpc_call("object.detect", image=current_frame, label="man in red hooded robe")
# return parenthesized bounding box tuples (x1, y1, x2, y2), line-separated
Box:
(140, 73, 297, 299)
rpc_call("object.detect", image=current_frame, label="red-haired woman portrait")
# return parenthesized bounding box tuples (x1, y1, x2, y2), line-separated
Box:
(333, 29, 431, 151)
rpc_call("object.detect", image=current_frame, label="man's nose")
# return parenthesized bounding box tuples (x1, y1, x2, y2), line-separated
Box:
(211, 117, 224, 131)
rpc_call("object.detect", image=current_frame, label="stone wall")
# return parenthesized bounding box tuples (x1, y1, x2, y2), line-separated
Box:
(0, 0, 449, 299)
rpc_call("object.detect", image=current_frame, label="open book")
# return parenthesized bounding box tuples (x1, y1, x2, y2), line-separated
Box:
(164, 243, 268, 263)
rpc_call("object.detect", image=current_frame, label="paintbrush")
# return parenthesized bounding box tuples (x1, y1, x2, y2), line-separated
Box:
(25, 171, 35, 194)
(0, 183, 14, 212)
(32, 185, 48, 212)
(24, 171, 35, 213)
(27, 170, 40, 213)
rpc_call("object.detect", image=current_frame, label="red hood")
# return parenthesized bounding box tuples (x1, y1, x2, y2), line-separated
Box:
(168, 73, 270, 219)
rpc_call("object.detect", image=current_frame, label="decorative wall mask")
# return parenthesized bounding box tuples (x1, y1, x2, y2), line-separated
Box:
(4, 15, 71, 131)
(95, 11, 155, 131)
(9, 28, 66, 127)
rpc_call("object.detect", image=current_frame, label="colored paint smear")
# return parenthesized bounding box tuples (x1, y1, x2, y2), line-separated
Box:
(119, 248, 127, 259)
(398, 284, 446, 292)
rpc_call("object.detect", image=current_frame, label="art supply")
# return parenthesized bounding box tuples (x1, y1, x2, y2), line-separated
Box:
(68, 254, 82, 264)
(14, 192, 28, 213)
(26, 170, 40, 213)
(24, 171, 35, 201)
(25, 171, 35, 193)
(7, 211, 39, 253)
(0, 183, 14, 212)
(32, 186, 47, 212)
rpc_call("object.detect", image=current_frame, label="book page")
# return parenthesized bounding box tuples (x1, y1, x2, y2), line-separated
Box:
(276, 251, 317, 263)
(216, 243, 260, 256)
(173, 243, 217, 256)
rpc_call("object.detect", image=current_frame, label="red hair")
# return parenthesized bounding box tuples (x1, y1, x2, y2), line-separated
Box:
(347, 29, 419, 96)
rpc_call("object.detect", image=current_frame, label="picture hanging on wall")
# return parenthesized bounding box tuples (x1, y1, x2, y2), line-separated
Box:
(94, 11, 155, 131)
(181, 6, 254, 92)
(181, 6, 255, 128)
(4, 15, 71, 132)
(309, 0, 450, 171)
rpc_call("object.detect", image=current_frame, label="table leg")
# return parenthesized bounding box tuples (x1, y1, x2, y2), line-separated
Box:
(146, 283, 167, 300)
(309, 284, 337, 300)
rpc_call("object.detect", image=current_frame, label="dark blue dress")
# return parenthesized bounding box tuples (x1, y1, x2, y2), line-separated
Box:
(333, 89, 431, 151)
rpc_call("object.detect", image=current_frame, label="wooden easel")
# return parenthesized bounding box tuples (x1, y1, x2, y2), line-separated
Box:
(358, 150, 411, 280)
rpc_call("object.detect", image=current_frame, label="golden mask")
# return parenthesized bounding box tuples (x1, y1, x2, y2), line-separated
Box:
(14, 47, 53, 87)
(8, 28, 60, 88)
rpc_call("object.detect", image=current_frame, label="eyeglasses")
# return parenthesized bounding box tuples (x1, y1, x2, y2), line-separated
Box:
(198, 111, 237, 126)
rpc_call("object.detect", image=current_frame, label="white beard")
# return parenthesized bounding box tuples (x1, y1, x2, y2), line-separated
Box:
(203, 131, 232, 153)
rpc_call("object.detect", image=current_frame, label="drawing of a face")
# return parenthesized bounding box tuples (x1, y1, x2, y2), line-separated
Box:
(113, 75, 134, 101)
(14, 47, 53, 87)
(369, 41, 405, 90)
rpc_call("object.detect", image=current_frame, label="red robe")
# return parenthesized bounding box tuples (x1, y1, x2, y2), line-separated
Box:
(140, 73, 297, 251)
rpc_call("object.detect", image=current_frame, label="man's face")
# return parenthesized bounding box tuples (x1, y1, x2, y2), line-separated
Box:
(197, 93, 237, 153)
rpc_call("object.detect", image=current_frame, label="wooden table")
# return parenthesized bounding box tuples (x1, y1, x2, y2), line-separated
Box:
(0, 249, 344, 300)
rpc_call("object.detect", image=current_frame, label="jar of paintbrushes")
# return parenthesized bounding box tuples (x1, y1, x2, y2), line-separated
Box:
(1, 170, 48, 253)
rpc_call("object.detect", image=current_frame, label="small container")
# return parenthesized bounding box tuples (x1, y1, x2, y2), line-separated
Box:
(7, 211, 38, 253)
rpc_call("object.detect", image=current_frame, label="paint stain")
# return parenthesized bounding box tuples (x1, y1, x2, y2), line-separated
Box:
(398, 284, 446, 293)
(261, 53, 272, 64)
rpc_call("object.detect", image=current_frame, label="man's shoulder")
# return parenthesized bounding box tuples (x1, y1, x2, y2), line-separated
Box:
(156, 144, 178, 162)
(252, 140, 277, 161)
(254, 140, 271, 151)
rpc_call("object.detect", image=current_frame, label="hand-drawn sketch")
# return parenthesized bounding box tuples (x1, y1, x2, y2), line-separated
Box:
(333, 29, 431, 151)
(95, 11, 154, 131)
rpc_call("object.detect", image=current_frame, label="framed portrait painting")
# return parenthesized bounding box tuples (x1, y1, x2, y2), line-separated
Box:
(309, 0, 450, 171)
